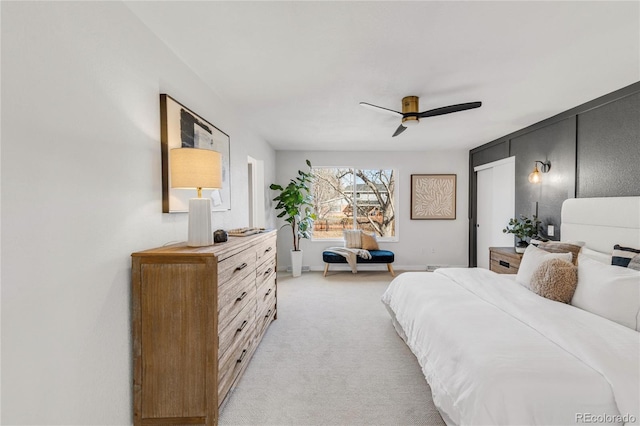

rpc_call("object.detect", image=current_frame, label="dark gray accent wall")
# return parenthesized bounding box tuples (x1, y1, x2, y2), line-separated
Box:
(471, 140, 509, 168)
(468, 81, 640, 266)
(577, 91, 640, 197)
(510, 117, 576, 241)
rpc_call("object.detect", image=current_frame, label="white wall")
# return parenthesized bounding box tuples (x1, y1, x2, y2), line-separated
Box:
(274, 150, 469, 272)
(1, 2, 275, 424)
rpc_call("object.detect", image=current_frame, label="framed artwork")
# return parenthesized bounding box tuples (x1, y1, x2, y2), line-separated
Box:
(411, 174, 456, 220)
(160, 94, 231, 212)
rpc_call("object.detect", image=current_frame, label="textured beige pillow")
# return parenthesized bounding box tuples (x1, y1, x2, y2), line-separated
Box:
(537, 242, 582, 265)
(530, 258, 578, 304)
(516, 245, 573, 289)
(361, 232, 379, 250)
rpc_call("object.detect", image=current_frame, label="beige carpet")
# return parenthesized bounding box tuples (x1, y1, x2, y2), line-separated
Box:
(219, 271, 445, 426)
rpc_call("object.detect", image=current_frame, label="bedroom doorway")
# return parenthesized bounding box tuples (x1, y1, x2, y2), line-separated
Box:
(475, 157, 515, 269)
(247, 156, 265, 228)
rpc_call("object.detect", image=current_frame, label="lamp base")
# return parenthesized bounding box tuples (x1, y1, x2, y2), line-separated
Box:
(188, 198, 213, 247)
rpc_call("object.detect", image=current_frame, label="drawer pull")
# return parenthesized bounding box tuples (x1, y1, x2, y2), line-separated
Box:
(263, 268, 273, 276)
(265, 288, 272, 296)
(236, 320, 248, 332)
(235, 262, 248, 271)
(265, 246, 273, 253)
(236, 291, 248, 302)
(265, 309, 272, 318)
(499, 260, 510, 268)
(237, 349, 247, 363)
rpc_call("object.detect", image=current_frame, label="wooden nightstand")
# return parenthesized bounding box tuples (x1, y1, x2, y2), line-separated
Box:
(489, 247, 523, 274)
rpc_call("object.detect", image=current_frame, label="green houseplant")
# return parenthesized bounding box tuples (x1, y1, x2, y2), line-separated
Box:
(270, 159, 316, 277)
(503, 215, 541, 253)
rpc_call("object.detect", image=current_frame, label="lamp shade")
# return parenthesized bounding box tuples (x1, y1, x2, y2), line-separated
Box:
(170, 148, 222, 189)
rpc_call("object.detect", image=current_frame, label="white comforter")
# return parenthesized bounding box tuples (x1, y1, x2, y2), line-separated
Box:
(381, 268, 640, 426)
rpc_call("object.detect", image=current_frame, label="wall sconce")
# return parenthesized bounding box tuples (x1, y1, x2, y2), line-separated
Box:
(528, 160, 551, 184)
(170, 148, 222, 247)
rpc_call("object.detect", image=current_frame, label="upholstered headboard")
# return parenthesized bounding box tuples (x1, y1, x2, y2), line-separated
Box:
(561, 196, 640, 253)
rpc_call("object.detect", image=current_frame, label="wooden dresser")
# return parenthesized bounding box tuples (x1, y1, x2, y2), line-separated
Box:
(489, 246, 523, 274)
(131, 230, 277, 426)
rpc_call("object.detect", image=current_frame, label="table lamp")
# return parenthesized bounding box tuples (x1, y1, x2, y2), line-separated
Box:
(170, 148, 222, 247)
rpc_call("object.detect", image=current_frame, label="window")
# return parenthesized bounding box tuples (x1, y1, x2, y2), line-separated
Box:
(312, 167, 396, 240)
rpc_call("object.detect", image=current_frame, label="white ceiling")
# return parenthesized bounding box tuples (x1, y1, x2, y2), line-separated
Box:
(126, 1, 639, 152)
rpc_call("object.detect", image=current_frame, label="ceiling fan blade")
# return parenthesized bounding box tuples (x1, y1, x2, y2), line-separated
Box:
(360, 102, 403, 117)
(392, 124, 407, 137)
(419, 101, 482, 118)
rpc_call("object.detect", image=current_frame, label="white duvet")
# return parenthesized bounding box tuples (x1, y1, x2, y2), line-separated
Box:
(381, 268, 640, 426)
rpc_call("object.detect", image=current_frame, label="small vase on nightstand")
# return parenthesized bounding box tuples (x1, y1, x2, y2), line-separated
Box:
(515, 240, 528, 254)
(503, 215, 541, 254)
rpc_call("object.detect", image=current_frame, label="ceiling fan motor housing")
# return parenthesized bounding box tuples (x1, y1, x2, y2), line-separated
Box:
(402, 96, 420, 126)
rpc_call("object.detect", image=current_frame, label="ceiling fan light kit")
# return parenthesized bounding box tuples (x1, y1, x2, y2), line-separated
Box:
(360, 95, 482, 137)
(401, 96, 420, 126)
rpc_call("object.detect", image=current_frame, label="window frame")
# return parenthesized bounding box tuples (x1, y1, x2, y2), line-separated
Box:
(310, 165, 399, 243)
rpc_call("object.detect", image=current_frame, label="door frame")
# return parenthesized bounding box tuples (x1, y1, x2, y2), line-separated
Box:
(474, 156, 515, 269)
(247, 156, 265, 228)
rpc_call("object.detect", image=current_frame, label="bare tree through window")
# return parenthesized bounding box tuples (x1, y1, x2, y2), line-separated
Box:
(312, 167, 395, 239)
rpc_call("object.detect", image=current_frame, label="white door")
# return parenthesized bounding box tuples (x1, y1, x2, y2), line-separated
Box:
(475, 157, 515, 269)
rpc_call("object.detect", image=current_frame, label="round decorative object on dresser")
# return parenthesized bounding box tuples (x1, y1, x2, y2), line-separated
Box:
(214, 229, 228, 243)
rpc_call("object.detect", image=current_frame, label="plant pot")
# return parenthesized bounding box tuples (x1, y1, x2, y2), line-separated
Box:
(515, 240, 528, 254)
(291, 249, 303, 277)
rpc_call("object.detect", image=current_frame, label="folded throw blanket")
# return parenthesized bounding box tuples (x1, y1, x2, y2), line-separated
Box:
(325, 247, 371, 273)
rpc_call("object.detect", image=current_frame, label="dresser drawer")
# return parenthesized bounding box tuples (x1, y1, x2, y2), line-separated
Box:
(218, 274, 256, 332)
(256, 235, 277, 266)
(256, 299, 276, 342)
(256, 256, 276, 289)
(218, 323, 256, 404)
(257, 275, 276, 315)
(218, 249, 256, 294)
(218, 299, 256, 364)
(489, 247, 522, 274)
(490, 260, 519, 274)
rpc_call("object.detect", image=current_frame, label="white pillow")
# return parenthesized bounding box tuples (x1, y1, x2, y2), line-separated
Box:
(516, 245, 572, 289)
(572, 253, 640, 331)
(580, 247, 611, 264)
(343, 229, 362, 248)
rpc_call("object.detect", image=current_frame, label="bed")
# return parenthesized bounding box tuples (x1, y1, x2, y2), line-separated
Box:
(381, 197, 640, 426)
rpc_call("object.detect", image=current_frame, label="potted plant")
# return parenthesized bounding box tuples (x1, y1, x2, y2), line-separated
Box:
(270, 160, 317, 277)
(503, 215, 541, 253)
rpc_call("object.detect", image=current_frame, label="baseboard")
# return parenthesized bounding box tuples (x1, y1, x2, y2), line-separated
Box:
(285, 265, 311, 272)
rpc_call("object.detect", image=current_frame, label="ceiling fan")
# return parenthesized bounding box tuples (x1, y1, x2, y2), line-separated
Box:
(360, 96, 482, 137)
